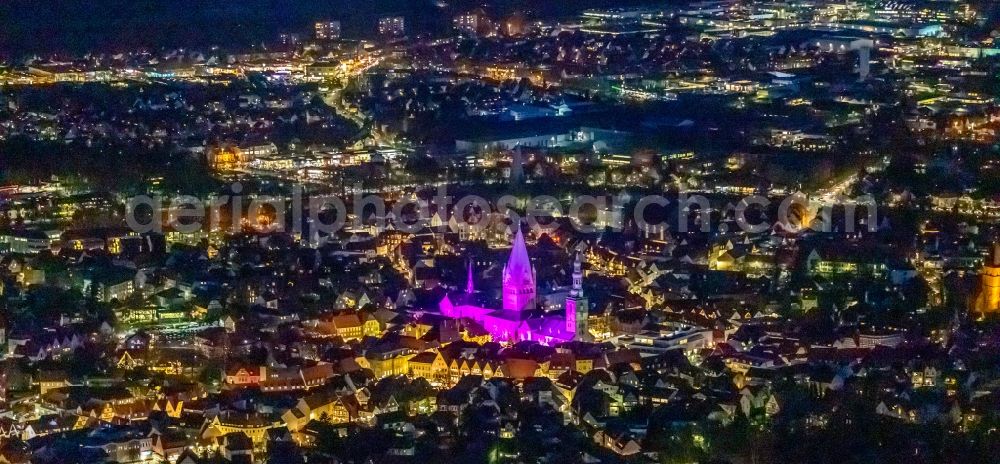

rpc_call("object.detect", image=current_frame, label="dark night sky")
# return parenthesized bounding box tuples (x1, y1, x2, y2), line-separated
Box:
(0, 0, 652, 57)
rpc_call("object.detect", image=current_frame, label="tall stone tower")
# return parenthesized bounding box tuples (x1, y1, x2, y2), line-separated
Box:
(502, 227, 536, 312)
(510, 145, 524, 185)
(565, 252, 589, 338)
(973, 243, 1000, 314)
(858, 45, 871, 81)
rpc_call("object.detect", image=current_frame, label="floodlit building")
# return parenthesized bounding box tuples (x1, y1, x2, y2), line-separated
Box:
(438, 228, 588, 345)
(972, 244, 1000, 315)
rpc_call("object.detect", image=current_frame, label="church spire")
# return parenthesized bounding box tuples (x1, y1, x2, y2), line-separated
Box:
(506, 226, 532, 283)
(502, 226, 536, 312)
(466, 258, 475, 294)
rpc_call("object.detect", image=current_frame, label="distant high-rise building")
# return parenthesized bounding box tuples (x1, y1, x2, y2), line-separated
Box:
(454, 12, 483, 35)
(315, 20, 341, 40)
(278, 33, 301, 46)
(378, 16, 406, 37)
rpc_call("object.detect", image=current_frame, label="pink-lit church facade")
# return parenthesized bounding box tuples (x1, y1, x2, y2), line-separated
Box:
(439, 228, 589, 346)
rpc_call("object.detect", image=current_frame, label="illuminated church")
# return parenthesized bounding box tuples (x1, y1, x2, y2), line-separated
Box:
(439, 228, 589, 345)
(972, 243, 1000, 315)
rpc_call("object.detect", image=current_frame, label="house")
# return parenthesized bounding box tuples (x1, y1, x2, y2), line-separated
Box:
(308, 314, 378, 341)
(437, 375, 483, 413)
(220, 432, 254, 463)
(282, 389, 361, 431)
(153, 398, 185, 418)
(175, 449, 205, 464)
(593, 428, 642, 456)
(407, 352, 446, 383)
(35, 370, 70, 395)
(151, 430, 190, 462)
(21, 414, 91, 440)
(259, 363, 337, 392)
(200, 413, 272, 447)
(225, 366, 266, 386)
(86, 431, 154, 463)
